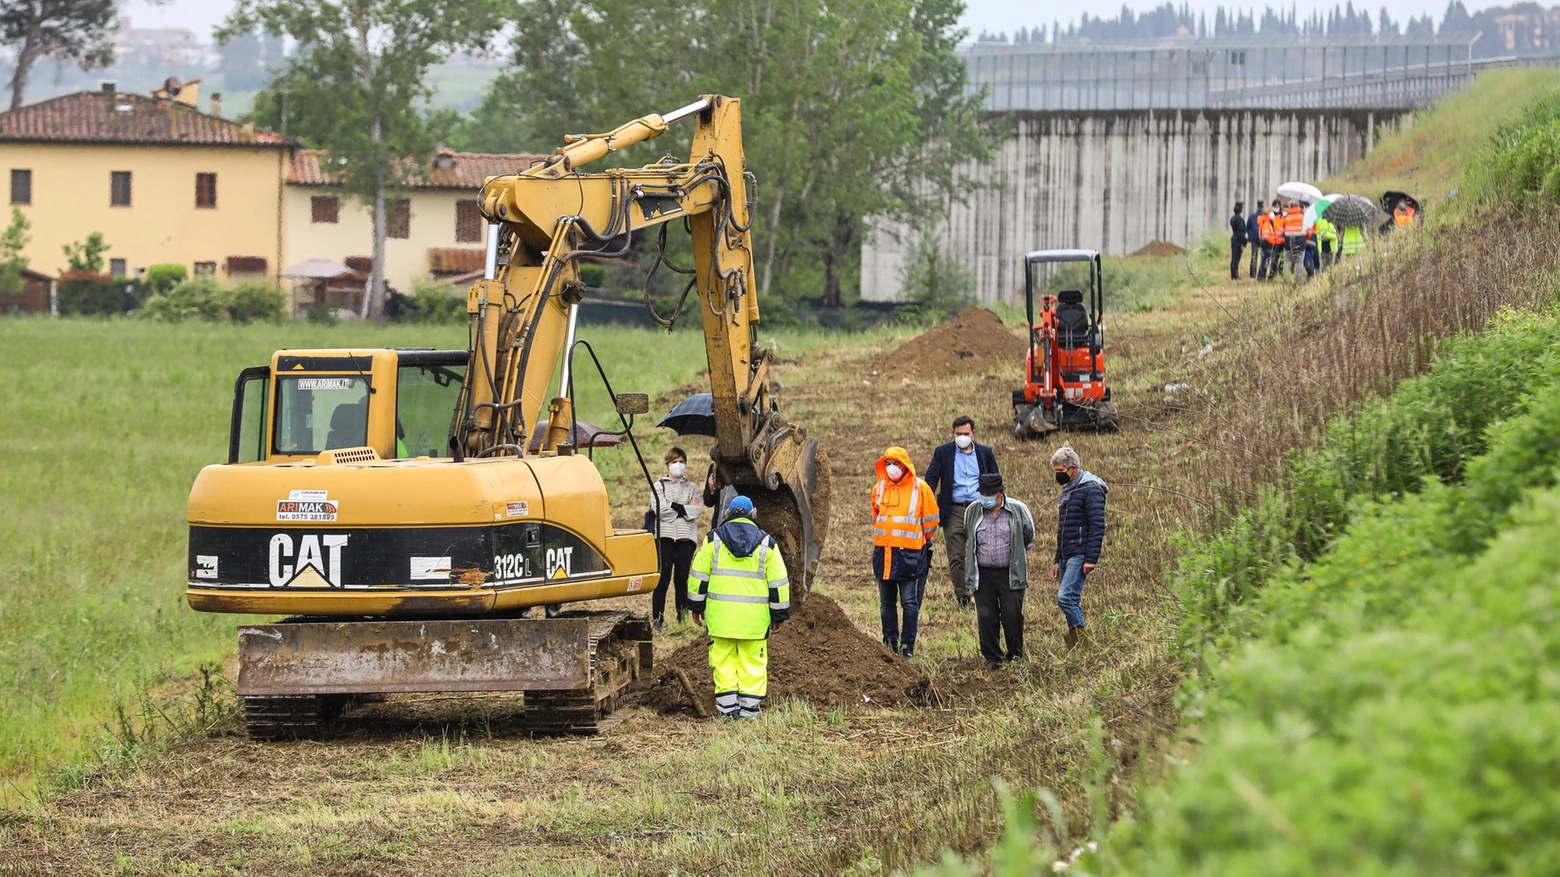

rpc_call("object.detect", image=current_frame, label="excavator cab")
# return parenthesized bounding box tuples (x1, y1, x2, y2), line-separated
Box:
(228, 349, 467, 464)
(1012, 249, 1119, 436)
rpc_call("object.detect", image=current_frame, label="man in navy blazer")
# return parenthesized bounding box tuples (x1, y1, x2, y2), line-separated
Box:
(923, 415, 1001, 608)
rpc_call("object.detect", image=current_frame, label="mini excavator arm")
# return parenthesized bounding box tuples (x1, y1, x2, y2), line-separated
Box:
(457, 95, 830, 596)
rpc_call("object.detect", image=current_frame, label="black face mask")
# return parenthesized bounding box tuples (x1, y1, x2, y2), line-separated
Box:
(1055, 470, 1072, 486)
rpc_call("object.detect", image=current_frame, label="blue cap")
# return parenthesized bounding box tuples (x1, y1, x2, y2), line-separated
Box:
(728, 495, 755, 516)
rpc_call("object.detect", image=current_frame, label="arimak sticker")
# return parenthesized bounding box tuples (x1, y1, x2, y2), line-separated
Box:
(505, 501, 530, 518)
(195, 555, 218, 579)
(626, 576, 643, 592)
(277, 499, 339, 522)
(296, 378, 354, 391)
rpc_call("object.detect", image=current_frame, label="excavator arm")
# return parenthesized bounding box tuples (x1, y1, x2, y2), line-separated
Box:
(458, 95, 829, 596)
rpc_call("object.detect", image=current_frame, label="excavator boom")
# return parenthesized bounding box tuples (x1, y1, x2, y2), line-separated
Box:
(461, 94, 828, 594)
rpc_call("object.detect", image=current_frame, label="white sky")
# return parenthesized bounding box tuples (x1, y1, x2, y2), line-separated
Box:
(122, 0, 1506, 43)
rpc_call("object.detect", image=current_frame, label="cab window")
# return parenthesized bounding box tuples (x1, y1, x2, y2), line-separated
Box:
(274, 376, 371, 454)
(396, 362, 465, 457)
(230, 367, 269, 463)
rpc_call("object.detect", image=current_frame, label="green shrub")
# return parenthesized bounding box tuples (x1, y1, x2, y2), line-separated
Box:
(143, 264, 188, 296)
(390, 280, 467, 324)
(1086, 302, 1560, 874)
(228, 282, 288, 324)
(139, 277, 232, 322)
(56, 272, 144, 316)
(578, 262, 606, 287)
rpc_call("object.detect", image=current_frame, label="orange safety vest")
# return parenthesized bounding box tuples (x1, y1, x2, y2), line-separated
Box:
(1282, 207, 1305, 237)
(1263, 212, 1285, 245)
(871, 448, 939, 576)
(1394, 204, 1415, 226)
(1256, 212, 1276, 244)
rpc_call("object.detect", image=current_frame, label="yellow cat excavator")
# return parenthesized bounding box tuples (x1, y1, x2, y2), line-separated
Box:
(185, 96, 830, 737)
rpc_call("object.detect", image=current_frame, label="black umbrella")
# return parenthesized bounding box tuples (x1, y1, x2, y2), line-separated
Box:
(658, 392, 717, 437)
(1321, 194, 1379, 227)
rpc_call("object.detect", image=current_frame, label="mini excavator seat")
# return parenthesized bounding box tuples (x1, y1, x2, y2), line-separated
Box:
(1055, 289, 1092, 349)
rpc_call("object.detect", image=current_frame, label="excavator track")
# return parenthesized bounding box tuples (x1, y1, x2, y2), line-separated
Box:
(236, 613, 653, 739)
(524, 613, 651, 735)
(241, 694, 347, 740)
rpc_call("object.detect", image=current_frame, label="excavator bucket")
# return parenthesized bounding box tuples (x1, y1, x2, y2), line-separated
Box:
(744, 426, 831, 602)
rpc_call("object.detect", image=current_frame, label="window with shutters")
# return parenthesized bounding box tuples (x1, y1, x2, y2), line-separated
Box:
(109, 258, 126, 277)
(111, 171, 131, 206)
(311, 195, 339, 223)
(193, 261, 216, 277)
(10, 169, 30, 205)
(455, 199, 483, 243)
(388, 199, 411, 239)
(195, 173, 217, 208)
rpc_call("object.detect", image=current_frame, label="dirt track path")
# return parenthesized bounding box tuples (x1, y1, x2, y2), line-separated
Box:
(1, 270, 1262, 875)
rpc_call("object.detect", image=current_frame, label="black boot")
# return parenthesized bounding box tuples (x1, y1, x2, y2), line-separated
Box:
(884, 636, 899, 654)
(653, 616, 665, 631)
(676, 609, 688, 624)
(899, 641, 915, 659)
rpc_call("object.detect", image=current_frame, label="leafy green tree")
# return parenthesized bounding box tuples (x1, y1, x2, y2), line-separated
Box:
(62, 230, 107, 273)
(224, 0, 504, 321)
(1, 0, 118, 111)
(479, 0, 991, 308)
(0, 207, 29, 293)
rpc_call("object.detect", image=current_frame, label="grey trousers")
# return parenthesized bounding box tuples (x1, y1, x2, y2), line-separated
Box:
(943, 501, 972, 599)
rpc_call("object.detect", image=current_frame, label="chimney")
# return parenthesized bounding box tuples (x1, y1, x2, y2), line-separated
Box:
(100, 81, 116, 93)
(210, 92, 222, 117)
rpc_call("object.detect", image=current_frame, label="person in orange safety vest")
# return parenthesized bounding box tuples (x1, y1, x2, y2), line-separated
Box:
(871, 446, 939, 657)
(1282, 202, 1307, 278)
(1258, 202, 1285, 280)
(1394, 202, 1417, 227)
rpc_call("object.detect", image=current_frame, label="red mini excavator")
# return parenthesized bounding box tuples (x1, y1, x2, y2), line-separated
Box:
(1012, 249, 1119, 437)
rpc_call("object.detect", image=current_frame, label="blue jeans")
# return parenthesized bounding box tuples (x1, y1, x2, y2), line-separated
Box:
(1057, 555, 1088, 629)
(878, 576, 922, 648)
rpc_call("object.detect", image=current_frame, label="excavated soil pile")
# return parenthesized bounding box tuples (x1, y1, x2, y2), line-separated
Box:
(1131, 240, 1187, 257)
(866, 306, 1026, 381)
(641, 593, 927, 716)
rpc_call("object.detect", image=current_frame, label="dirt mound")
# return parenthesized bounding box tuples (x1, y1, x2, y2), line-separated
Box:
(866, 306, 1026, 381)
(1131, 240, 1187, 257)
(642, 593, 926, 716)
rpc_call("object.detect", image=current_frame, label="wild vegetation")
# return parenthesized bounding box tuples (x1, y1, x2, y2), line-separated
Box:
(909, 67, 1560, 874)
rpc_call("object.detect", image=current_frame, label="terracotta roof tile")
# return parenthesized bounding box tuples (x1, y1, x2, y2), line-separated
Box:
(289, 147, 549, 189)
(0, 91, 292, 147)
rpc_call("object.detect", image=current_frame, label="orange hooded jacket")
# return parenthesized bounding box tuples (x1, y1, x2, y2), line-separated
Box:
(871, 447, 940, 580)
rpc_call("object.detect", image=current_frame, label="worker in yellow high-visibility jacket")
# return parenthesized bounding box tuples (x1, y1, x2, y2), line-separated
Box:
(689, 495, 791, 719)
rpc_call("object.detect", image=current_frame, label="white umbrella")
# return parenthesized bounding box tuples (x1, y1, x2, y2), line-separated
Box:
(1276, 181, 1324, 203)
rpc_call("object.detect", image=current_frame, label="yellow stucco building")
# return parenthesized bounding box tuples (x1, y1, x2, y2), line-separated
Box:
(0, 88, 293, 280)
(284, 147, 544, 294)
(0, 86, 546, 304)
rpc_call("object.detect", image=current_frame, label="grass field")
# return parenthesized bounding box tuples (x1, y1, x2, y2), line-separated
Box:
(0, 317, 857, 795)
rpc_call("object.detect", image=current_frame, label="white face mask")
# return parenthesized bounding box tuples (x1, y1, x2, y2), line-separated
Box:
(953, 434, 973, 450)
(668, 461, 686, 477)
(884, 463, 904, 481)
